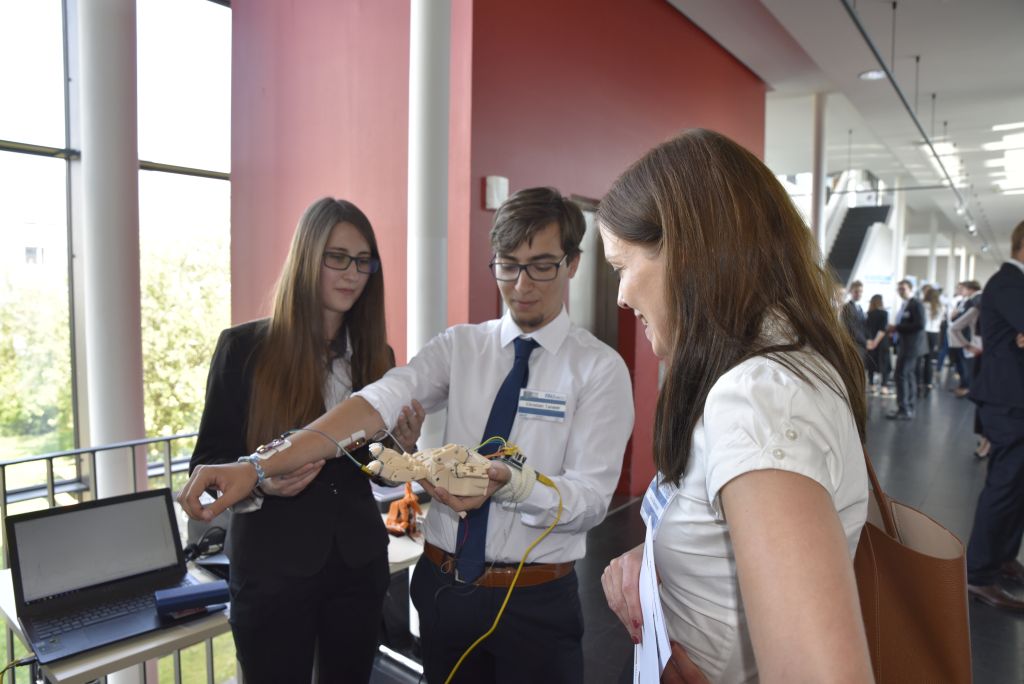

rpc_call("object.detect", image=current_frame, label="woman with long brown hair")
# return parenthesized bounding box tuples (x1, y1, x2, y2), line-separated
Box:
(598, 129, 872, 681)
(190, 197, 423, 683)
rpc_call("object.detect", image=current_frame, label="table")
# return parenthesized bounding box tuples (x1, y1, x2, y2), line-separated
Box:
(0, 520, 426, 683)
(0, 568, 231, 684)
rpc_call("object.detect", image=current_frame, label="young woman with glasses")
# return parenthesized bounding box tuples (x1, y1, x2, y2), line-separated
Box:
(189, 197, 424, 683)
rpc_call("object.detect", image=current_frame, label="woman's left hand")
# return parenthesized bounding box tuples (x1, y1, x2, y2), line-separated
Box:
(393, 400, 426, 453)
(661, 642, 709, 684)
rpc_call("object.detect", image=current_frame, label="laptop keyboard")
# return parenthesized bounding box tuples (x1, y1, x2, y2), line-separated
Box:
(33, 575, 199, 639)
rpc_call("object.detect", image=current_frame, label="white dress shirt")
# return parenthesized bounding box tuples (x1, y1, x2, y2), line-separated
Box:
(650, 351, 868, 682)
(355, 308, 634, 563)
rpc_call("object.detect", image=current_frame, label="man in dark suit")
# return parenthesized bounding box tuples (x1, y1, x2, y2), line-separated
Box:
(841, 280, 868, 366)
(886, 279, 927, 420)
(965, 220, 1024, 612)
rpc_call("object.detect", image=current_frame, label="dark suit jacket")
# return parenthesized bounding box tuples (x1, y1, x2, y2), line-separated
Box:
(190, 320, 388, 578)
(841, 301, 867, 359)
(971, 263, 1024, 410)
(894, 296, 927, 357)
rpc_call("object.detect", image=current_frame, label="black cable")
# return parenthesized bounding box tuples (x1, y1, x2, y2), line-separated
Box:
(183, 525, 226, 562)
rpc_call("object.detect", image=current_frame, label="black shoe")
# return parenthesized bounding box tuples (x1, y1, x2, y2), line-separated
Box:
(886, 411, 913, 421)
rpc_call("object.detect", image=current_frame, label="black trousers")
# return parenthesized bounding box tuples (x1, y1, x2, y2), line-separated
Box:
(966, 404, 1024, 585)
(410, 555, 584, 684)
(229, 539, 390, 684)
(895, 349, 922, 414)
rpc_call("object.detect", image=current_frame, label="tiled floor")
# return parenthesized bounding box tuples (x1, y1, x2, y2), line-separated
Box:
(375, 374, 1024, 683)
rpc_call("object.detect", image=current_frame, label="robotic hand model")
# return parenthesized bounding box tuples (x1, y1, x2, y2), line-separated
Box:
(366, 442, 491, 497)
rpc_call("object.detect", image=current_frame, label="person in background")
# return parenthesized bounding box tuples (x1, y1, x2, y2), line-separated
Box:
(865, 294, 892, 395)
(887, 279, 927, 420)
(950, 281, 983, 398)
(840, 280, 868, 371)
(190, 197, 424, 683)
(599, 129, 871, 682)
(964, 220, 1024, 612)
(919, 285, 945, 395)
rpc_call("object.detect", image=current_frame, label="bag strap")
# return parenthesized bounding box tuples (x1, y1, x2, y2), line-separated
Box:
(863, 448, 898, 537)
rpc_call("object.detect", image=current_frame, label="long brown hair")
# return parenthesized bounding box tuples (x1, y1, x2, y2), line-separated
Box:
(598, 129, 866, 484)
(245, 197, 391, 451)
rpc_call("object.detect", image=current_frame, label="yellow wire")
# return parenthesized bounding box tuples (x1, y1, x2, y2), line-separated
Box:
(443, 473, 562, 684)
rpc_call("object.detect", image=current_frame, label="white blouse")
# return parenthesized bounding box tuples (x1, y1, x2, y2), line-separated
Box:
(651, 352, 868, 682)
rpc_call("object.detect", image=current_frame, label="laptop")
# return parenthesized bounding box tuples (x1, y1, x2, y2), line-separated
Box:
(5, 488, 209, 664)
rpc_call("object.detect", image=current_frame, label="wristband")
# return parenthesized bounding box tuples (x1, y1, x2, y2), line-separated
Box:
(237, 454, 268, 485)
(238, 435, 292, 485)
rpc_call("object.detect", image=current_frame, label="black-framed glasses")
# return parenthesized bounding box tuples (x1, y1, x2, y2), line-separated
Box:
(489, 255, 568, 282)
(322, 252, 380, 274)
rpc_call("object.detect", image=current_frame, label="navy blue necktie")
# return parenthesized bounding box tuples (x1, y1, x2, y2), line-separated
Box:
(455, 336, 539, 583)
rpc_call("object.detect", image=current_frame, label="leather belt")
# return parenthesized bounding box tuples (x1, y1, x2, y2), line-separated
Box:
(423, 542, 574, 588)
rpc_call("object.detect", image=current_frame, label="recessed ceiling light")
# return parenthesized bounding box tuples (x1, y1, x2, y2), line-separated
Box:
(993, 121, 1024, 132)
(858, 69, 886, 81)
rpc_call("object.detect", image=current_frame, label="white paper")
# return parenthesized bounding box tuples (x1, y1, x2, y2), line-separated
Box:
(634, 526, 671, 683)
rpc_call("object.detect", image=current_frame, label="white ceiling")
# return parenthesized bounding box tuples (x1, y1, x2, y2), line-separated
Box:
(668, 0, 1024, 265)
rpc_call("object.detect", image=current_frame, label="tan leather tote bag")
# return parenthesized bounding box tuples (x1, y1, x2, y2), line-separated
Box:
(854, 451, 972, 682)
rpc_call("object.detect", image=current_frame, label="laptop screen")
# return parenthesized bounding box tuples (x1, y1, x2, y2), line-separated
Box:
(9, 490, 182, 603)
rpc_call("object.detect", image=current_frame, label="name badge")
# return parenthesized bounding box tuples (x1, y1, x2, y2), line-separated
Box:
(518, 389, 568, 423)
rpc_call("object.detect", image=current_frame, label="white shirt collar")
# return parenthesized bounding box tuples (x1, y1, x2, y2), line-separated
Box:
(1008, 257, 1024, 276)
(499, 307, 570, 355)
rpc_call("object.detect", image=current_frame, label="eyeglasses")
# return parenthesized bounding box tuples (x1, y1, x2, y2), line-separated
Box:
(322, 252, 380, 274)
(489, 255, 568, 282)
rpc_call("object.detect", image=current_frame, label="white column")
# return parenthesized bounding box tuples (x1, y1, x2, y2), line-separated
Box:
(811, 93, 828, 259)
(407, 0, 450, 353)
(968, 253, 976, 281)
(79, 0, 145, 499)
(891, 178, 906, 281)
(958, 247, 967, 281)
(927, 213, 938, 285)
(407, 0, 451, 452)
(945, 232, 957, 294)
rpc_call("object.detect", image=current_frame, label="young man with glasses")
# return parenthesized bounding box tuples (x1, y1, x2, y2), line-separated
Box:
(180, 187, 634, 683)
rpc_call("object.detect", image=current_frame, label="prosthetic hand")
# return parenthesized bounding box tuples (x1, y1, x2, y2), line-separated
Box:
(366, 442, 491, 497)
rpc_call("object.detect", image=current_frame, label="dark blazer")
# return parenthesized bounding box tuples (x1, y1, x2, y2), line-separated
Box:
(971, 263, 1024, 410)
(841, 301, 867, 350)
(190, 320, 388, 578)
(894, 296, 927, 357)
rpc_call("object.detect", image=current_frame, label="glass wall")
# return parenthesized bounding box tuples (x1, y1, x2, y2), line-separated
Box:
(0, 0, 231, 461)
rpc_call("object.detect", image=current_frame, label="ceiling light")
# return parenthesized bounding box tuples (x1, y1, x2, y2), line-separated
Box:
(1002, 188, 1024, 196)
(992, 121, 1024, 132)
(967, 223, 977, 234)
(858, 69, 886, 81)
(981, 243, 990, 252)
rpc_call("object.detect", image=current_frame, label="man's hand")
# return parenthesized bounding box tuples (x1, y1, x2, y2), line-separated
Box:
(177, 461, 258, 521)
(259, 460, 325, 497)
(886, 324, 896, 334)
(392, 400, 426, 453)
(421, 462, 511, 513)
(1016, 332, 1024, 349)
(601, 543, 645, 644)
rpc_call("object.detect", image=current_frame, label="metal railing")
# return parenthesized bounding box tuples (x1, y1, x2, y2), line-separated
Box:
(0, 432, 236, 684)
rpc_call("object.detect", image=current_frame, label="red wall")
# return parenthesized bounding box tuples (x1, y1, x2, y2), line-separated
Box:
(230, 0, 412, 361)
(231, 0, 766, 495)
(461, 0, 766, 494)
